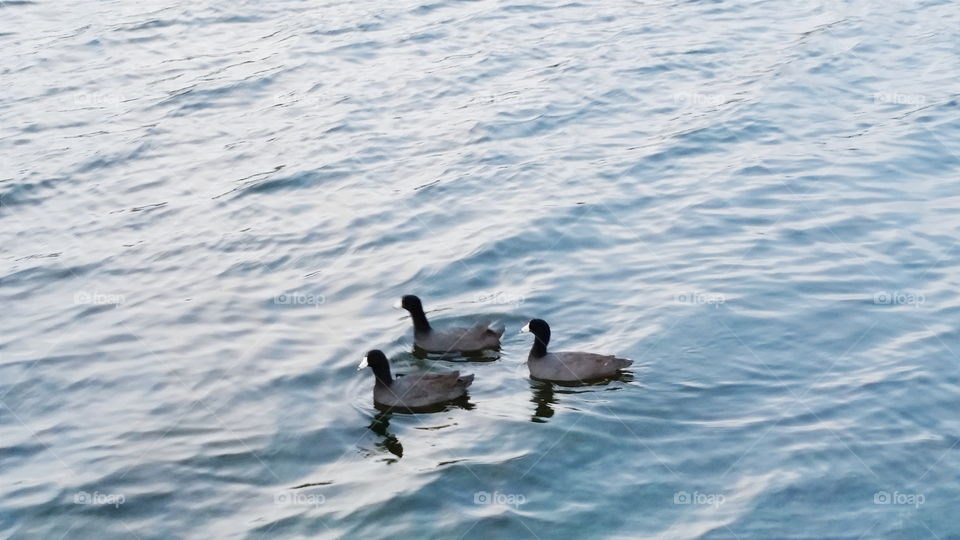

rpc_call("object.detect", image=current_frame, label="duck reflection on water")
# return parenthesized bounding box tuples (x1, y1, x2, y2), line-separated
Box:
(529, 371, 634, 423)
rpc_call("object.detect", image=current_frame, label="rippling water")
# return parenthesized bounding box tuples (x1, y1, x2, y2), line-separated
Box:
(3, 0, 960, 537)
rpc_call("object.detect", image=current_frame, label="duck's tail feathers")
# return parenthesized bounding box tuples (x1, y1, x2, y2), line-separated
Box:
(458, 373, 475, 388)
(486, 320, 505, 337)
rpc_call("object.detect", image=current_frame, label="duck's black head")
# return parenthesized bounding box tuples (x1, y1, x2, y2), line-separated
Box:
(358, 349, 393, 385)
(521, 318, 550, 357)
(398, 295, 422, 312)
(395, 295, 431, 333)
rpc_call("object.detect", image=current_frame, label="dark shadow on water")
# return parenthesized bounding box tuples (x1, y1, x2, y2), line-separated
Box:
(368, 411, 404, 459)
(372, 392, 475, 414)
(367, 395, 475, 459)
(410, 345, 501, 362)
(530, 380, 558, 422)
(535, 370, 635, 387)
(529, 371, 634, 423)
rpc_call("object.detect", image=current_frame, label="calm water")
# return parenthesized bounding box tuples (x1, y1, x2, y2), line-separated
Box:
(2, 0, 960, 538)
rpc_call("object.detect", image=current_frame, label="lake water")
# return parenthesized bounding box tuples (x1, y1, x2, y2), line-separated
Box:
(2, 0, 959, 538)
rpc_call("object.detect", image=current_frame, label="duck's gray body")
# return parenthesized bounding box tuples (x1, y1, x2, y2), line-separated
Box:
(528, 352, 632, 382)
(373, 371, 474, 408)
(398, 295, 503, 353)
(415, 321, 504, 353)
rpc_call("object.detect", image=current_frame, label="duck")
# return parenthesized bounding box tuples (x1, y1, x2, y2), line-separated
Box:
(520, 319, 632, 382)
(358, 350, 475, 409)
(395, 295, 504, 353)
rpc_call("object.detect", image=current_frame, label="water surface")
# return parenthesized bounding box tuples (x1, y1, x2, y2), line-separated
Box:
(2, 0, 960, 538)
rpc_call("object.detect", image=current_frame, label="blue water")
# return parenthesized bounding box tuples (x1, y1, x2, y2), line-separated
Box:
(2, 0, 960, 538)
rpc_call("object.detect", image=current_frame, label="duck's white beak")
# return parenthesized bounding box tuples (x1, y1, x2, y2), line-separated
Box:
(520, 322, 530, 333)
(392, 299, 402, 309)
(357, 356, 368, 370)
